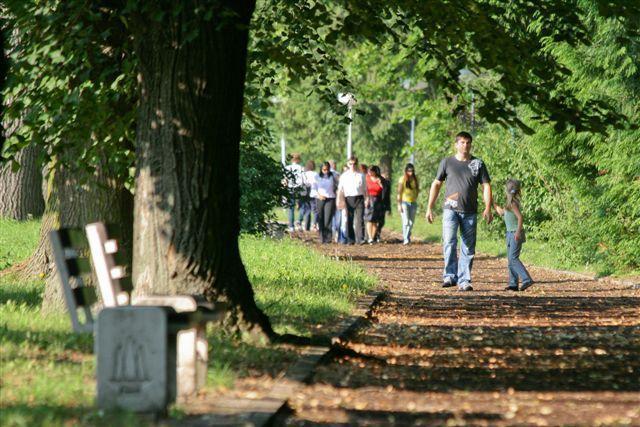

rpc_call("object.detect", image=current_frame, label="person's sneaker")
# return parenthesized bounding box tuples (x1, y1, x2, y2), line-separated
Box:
(504, 286, 519, 291)
(520, 281, 535, 291)
(287, 227, 295, 233)
(459, 285, 474, 291)
(403, 240, 409, 245)
(442, 277, 456, 288)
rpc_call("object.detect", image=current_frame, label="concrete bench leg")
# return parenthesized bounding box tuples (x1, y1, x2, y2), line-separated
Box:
(176, 325, 208, 398)
(96, 307, 174, 412)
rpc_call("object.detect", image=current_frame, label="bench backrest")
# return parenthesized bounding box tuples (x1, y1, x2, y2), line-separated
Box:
(49, 228, 98, 333)
(85, 222, 133, 307)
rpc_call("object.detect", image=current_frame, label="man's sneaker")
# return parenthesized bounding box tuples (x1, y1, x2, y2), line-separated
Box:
(520, 281, 535, 291)
(442, 278, 456, 288)
(504, 286, 519, 291)
(459, 285, 474, 291)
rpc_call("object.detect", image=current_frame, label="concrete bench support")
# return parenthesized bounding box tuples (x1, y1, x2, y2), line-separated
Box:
(96, 306, 176, 412)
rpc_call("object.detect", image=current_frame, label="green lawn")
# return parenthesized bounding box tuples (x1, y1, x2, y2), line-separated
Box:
(0, 218, 375, 426)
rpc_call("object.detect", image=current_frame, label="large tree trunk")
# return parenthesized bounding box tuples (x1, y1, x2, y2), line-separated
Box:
(132, 1, 274, 337)
(16, 155, 133, 311)
(0, 143, 45, 220)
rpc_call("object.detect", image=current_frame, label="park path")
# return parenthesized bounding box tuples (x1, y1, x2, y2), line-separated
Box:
(280, 234, 640, 426)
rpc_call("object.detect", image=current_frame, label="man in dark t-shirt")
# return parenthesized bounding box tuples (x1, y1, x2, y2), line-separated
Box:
(426, 132, 493, 291)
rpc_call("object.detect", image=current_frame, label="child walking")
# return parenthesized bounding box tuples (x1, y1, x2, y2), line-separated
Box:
(493, 179, 534, 291)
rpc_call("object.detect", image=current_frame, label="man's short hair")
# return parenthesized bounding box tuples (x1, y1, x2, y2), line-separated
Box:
(455, 131, 473, 143)
(291, 153, 302, 162)
(348, 155, 358, 164)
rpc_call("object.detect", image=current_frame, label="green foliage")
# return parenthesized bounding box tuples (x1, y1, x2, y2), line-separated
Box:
(1, 1, 137, 182)
(238, 119, 290, 233)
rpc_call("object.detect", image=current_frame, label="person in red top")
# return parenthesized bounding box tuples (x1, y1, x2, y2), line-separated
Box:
(364, 165, 385, 244)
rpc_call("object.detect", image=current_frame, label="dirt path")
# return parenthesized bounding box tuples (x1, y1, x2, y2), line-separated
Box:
(280, 235, 640, 426)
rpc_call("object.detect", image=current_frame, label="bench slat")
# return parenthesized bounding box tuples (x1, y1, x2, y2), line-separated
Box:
(66, 257, 93, 277)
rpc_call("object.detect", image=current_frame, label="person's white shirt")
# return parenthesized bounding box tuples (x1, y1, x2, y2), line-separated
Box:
(304, 170, 319, 198)
(313, 173, 337, 199)
(285, 162, 306, 194)
(338, 169, 366, 197)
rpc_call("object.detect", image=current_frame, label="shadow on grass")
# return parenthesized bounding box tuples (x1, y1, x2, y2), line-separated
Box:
(0, 324, 93, 353)
(0, 404, 147, 427)
(0, 276, 43, 307)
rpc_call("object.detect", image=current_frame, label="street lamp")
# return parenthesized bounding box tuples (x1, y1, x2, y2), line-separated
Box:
(338, 92, 357, 160)
(402, 80, 428, 164)
(269, 96, 287, 165)
(458, 68, 477, 134)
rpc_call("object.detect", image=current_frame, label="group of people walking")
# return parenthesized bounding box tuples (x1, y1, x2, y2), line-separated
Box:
(285, 131, 534, 292)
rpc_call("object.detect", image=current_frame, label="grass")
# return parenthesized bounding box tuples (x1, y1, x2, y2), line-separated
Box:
(0, 218, 375, 426)
(0, 218, 41, 270)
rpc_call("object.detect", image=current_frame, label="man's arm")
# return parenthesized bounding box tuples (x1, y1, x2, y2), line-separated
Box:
(425, 180, 443, 223)
(482, 182, 493, 224)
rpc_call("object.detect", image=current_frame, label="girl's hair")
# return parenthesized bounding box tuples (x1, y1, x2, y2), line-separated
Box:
(319, 161, 332, 178)
(305, 160, 316, 171)
(505, 179, 522, 210)
(404, 163, 418, 189)
(369, 165, 380, 177)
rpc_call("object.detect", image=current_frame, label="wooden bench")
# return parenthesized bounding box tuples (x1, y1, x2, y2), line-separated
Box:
(84, 222, 225, 399)
(49, 225, 225, 412)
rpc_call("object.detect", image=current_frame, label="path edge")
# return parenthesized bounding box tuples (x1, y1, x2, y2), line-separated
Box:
(247, 288, 387, 426)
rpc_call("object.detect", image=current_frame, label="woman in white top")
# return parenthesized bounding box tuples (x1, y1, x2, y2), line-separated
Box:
(312, 162, 338, 243)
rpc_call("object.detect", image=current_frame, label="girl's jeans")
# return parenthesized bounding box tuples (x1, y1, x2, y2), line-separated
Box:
(401, 202, 417, 243)
(442, 209, 477, 289)
(506, 231, 532, 287)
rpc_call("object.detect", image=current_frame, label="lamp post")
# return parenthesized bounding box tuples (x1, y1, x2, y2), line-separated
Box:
(458, 68, 477, 134)
(402, 79, 428, 165)
(338, 92, 357, 160)
(269, 96, 287, 165)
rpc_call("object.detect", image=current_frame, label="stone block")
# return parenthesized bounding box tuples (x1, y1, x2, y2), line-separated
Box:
(96, 306, 174, 412)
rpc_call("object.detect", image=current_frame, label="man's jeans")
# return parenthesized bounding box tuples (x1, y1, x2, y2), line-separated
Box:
(401, 202, 417, 243)
(506, 231, 532, 287)
(298, 197, 312, 230)
(442, 209, 477, 288)
(287, 196, 306, 229)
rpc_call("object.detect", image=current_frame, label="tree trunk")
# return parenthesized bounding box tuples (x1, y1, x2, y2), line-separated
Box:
(15, 156, 133, 312)
(132, 1, 274, 337)
(380, 154, 393, 181)
(0, 143, 45, 220)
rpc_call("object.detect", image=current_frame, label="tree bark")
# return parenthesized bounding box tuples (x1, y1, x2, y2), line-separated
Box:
(380, 154, 393, 181)
(14, 155, 133, 312)
(132, 1, 274, 337)
(0, 143, 45, 220)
